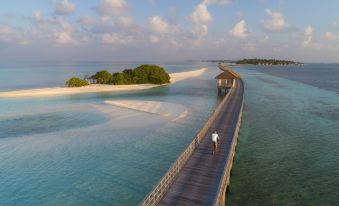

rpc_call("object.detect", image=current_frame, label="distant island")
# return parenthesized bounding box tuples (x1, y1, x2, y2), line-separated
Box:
(202, 60, 237, 64)
(236, 58, 303, 66)
(66, 64, 170, 87)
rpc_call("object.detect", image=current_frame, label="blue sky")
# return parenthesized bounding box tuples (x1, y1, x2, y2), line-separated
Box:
(0, 0, 338, 62)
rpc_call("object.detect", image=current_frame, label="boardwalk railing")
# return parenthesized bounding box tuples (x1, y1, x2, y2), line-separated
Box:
(213, 78, 244, 206)
(140, 86, 234, 206)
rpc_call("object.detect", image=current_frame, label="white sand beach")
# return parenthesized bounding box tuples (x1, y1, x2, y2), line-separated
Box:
(170, 67, 208, 83)
(104, 100, 188, 121)
(0, 68, 208, 98)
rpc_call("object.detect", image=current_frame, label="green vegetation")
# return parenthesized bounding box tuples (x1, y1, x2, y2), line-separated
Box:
(236, 58, 301, 65)
(66, 64, 170, 87)
(92, 70, 112, 84)
(66, 77, 89, 87)
(133, 65, 170, 84)
(108, 64, 170, 85)
(110, 72, 131, 85)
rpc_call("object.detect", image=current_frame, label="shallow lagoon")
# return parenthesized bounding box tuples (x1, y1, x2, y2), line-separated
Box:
(1, 62, 338, 205)
(0, 62, 221, 205)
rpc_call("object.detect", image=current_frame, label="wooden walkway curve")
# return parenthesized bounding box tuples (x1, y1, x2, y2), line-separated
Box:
(140, 68, 244, 206)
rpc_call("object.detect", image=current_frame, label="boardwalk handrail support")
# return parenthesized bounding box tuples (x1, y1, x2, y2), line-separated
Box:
(212, 76, 244, 206)
(140, 84, 234, 206)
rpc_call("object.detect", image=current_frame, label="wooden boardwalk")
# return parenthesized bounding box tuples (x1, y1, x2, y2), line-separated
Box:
(157, 78, 244, 205)
(140, 68, 244, 206)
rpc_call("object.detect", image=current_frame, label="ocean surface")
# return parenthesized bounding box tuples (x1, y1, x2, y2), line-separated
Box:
(1, 62, 338, 205)
(0, 61, 221, 206)
(227, 64, 339, 205)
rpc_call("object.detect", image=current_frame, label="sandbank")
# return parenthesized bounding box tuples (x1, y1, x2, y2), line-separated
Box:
(104, 100, 188, 121)
(170, 67, 208, 83)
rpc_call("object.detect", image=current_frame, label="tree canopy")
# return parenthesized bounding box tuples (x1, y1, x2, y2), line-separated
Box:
(66, 64, 170, 87)
(92, 70, 112, 84)
(236, 58, 300, 65)
(110, 72, 130, 85)
(133, 64, 170, 84)
(66, 77, 89, 87)
(109, 64, 170, 85)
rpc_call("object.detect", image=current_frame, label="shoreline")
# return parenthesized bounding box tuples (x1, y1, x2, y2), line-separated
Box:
(0, 68, 208, 98)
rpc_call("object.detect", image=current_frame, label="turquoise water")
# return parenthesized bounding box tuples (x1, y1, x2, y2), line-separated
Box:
(0, 62, 221, 205)
(2, 62, 338, 205)
(227, 66, 339, 205)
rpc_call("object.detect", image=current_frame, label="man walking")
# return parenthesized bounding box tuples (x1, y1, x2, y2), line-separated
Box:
(211, 131, 219, 155)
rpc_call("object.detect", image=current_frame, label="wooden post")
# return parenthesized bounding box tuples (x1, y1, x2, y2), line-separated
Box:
(218, 79, 222, 95)
(221, 192, 226, 206)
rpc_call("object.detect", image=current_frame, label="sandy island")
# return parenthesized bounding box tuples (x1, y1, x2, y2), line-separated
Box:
(0, 68, 208, 98)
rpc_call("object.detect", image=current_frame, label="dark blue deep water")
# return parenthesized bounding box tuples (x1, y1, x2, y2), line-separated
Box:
(255, 63, 339, 93)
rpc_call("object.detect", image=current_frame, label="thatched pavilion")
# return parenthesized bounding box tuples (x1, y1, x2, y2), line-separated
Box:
(214, 70, 239, 95)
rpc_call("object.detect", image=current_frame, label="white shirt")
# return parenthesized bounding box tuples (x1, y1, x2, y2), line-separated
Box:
(212, 133, 219, 142)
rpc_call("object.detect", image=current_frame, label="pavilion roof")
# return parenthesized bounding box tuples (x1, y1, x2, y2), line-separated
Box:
(214, 70, 239, 79)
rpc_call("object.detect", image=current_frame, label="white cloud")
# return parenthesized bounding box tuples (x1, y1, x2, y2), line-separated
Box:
(32, 11, 56, 24)
(79, 16, 95, 26)
(57, 18, 75, 32)
(263, 35, 269, 42)
(191, 3, 212, 25)
(169, 39, 182, 48)
(229, 20, 249, 38)
(55, 31, 74, 44)
(0, 25, 32, 45)
(53, 0, 76, 15)
(149, 35, 160, 43)
(324, 32, 339, 41)
(32, 11, 43, 22)
(18, 39, 31, 45)
(302, 25, 314, 47)
(263, 9, 289, 32)
(0, 25, 16, 43)
(149, 16, 181, 35)
(101, 33, 132, 44)
(191, 0, 233, 37)
(305, 26, 314, 36)
(0, 25, 12, 35)
(191, 2, 212, 37)
(96, 0, 129, 17)
(204, 0, 232, 5)
(26, 14, 81, 45)
(118, 16, 135, 28)
(149, 16, 169, 33)
(193, 24, 208, 37)
(54, 19, 78, 44)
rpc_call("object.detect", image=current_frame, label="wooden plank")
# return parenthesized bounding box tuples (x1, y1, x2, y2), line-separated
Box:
(158, 79, 244, 206)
